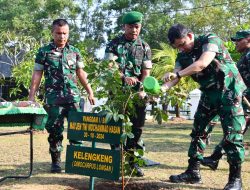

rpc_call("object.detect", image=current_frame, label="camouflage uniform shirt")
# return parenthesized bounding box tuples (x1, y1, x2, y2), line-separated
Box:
(175, 33, 246, 98)
(237, 48, 250, 99)
(104, 35, 152, 83)
(34, 42, 84, 105)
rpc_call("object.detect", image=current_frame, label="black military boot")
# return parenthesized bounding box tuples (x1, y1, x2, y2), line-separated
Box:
(128, 154, 144, 177)
(169, 159, 202, 184)
(131, 162, 144, 177)
(51, 151, 62, 173)
(201, 150, 223, 170)
(223, 164, 242, 190)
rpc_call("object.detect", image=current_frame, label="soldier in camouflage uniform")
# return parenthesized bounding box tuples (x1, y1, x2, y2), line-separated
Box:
(201, 30, 250, 173)
(161, 24, 246, 190)
(234, 30, 250, 125)
(29, 19, 95, 173)
(104, 11, 152, 177)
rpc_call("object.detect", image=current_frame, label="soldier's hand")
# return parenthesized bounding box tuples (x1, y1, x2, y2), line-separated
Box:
(88, 93, 95, 105)
(124, 76, 138, 86)
(138, 90, 146, 99)
(163, 72, 177, 82)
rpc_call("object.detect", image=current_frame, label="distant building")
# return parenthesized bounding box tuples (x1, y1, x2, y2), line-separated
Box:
(0, 54, 12, 78)
(0, 50, 28, 101)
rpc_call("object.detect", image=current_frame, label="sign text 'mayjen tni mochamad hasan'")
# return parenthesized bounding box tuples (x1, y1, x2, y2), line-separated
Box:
(65, 111, 122, 180)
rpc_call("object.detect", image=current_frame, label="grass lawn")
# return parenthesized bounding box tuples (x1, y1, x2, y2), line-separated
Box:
(0, 118, 249, 190)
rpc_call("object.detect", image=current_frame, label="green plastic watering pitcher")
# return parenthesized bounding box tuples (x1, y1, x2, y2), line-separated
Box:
(143, 76, 163, 94)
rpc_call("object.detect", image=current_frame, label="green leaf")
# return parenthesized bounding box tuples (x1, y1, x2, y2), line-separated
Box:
(120, 133, 127, 144)
(137, 158, 146, 167)
(162, 112, 169, 121)
(127, 132, 134, 139)
(118, 114, 124, 120)
(155, 112, 162, 125)
(92, 106, 101, 112)
(105, 112, 113, 123)
(136, 149, 144, 157)
(113, 113, 119, 122)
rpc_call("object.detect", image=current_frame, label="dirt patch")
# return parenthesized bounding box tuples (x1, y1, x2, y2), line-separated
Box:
(95, 179, 181, 190)
(170, 117, 187, 122)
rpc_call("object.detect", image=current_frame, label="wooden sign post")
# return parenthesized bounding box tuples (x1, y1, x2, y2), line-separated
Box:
(65, 111, 122, 189)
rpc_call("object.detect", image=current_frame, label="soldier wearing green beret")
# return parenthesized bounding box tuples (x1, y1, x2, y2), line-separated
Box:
(105, 11, 152, 177)
(122, 11, 143, 24)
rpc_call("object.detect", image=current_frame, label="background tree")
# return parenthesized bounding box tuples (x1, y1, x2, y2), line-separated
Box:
(174, 1, 249, 39)
(0, 31, 44, 100)
(152, 43, 198, 118)
(99, 0, 249, 50)
(0, 0, 82, 42)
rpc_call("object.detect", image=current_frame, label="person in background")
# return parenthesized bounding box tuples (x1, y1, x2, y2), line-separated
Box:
(201, 30, 250, 174)
(161, 24, 246, 190)
(29, 19, 95, 173)
(104, 11, 152, 177)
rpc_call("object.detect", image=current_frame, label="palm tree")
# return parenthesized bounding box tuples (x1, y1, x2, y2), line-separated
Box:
(151, 43, 176, 80)
(151, 43, 198, 118)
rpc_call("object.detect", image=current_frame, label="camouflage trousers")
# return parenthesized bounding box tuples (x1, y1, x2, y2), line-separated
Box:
(205, 115, 220, 135)
(189, 90, 245, 165)
(125, 104, 147, 150)
(206, 112, 250, 158)
(44, 103, 80, 153)
(112, 104, 147, 151)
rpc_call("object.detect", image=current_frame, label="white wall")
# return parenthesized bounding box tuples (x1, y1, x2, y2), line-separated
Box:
(80, 97, 107, 112)
(189, 89, 201, 119)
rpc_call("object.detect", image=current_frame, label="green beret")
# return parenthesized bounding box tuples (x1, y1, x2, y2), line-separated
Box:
(122, 11, 143, 24)
(231, 30, 250, 41)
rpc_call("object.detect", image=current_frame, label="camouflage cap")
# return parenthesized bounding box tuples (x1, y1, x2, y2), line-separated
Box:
(231, 30, 250, 41)
(122, 11, 143, 24)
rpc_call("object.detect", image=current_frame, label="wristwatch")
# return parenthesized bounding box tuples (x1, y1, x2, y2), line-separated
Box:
(176, 72, 181, 79)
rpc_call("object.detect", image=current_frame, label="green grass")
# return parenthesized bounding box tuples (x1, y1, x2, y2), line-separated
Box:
(0, 119, 249, 190)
